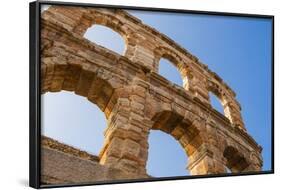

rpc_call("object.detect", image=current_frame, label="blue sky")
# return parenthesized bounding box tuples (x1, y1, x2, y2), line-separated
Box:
(42, 6, 272, 177)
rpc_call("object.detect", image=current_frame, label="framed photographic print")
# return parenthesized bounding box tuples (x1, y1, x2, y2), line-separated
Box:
(29, 0, 274, 188)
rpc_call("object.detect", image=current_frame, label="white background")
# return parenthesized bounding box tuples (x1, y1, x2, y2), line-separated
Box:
(0, 0, 279, 189)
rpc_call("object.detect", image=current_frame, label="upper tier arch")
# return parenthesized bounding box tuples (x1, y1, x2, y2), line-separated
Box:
(42, 4, 247, 131)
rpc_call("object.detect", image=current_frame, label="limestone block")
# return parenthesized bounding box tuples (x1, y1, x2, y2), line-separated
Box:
(122, 138, 141, 158)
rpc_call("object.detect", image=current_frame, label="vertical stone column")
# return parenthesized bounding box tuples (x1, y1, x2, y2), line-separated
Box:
(125, 34, 157, 71)
(223, 101, 245, 130)
(99, 79, 151, 177)
(181, 66, 210, 105)
(187, 144, 226, 175)
(193, 82, 211, 105)
(185, 120, 226, 175)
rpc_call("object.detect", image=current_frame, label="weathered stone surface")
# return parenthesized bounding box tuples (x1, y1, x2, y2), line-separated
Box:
(41, 138, 149, 185)
(42, 136, 100, 162)
(41, 5, 263, 185)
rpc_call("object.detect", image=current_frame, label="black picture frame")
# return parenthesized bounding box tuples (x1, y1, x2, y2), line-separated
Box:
(29, 1, 274, 189)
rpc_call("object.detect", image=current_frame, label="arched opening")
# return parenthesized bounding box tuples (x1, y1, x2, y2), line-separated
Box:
(41, 59, 115, 116)
(41, 91, 107, 156)
(147, 130, 189, 177)
(209, 92, 225, 115)
(84, 25, 125, 55)
(159, 58, 183, 86)
(223, 146, 249, 173)
(148, 110, 203, 177)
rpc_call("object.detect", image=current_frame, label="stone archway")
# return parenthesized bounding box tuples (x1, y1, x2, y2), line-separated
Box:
(40, 5, 263, 184)
(150, 110, 203, 173)
(223, 146, 249, 173)
(41, 57, 115, 116)
(153, 46, 184, 74)
(41, 91, 108, 156)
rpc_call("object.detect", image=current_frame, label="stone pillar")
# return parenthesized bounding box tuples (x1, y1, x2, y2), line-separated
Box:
(223, 101, 245, 131)
(125, 33, 156, 71)
(176, 119, 227, 175)
(187, 144, 226, 175)
(179, 65, 192, 91)
(99, 79, 150, 176)
(181, 66, 210, 105)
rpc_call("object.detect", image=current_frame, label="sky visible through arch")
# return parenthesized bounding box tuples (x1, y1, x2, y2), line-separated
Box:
(42, 5, 272, 177)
